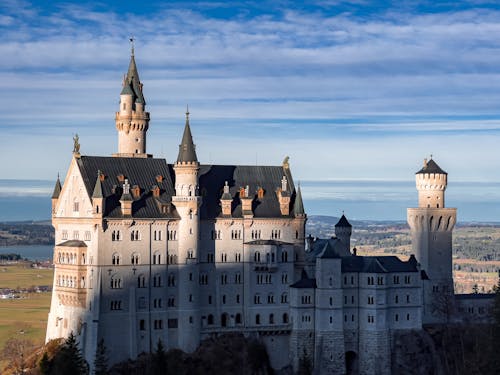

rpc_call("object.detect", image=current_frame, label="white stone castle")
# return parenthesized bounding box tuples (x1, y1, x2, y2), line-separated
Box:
(45, 50, 490, 374)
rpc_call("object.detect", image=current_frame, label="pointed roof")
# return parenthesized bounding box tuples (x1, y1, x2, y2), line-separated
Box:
(290, 269, 317, 288)
(51, 175, 62, 199)
(318, 240, 341, 259)
(335, 214, 352, 228)
(120, 54, 145, 104)
(92, 171, 103, 198)
(416, 158, 447, 175)
(176, 109, 198, 163)
(293, 185, 305, 215)
(221, 181, 232, 200)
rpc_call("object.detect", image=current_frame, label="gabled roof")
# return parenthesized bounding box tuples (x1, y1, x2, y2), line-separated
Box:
(416, 158, 447, 175)
(341, 256, 419, 273)
(290, 269, 317, 289)
(75, 156, 301, 219)
(92, 173, 103, 199)
(176, 112, 198, 163)
(335, 214, 351, 228)
(318, 240, 341, 259)
(51, 176, 62, 199)
(56, 240, 87, 247)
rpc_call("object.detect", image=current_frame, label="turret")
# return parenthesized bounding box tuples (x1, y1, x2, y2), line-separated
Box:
(114, 42, 150, 157)
(172, 108, 201, 351)
(335, 214, 352, 255)
(220, 181, 233, 216)
(92, 171, 104, 217)
(407, 157, 456, 323)
(416, 158, 447, 208)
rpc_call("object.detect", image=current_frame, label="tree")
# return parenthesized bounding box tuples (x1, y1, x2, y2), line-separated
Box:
(1, 337, 35, 374)
(151, 339, 167, 375)
(298, 348, 312, 375)
(487, 272, 500, 374)
(93, 338, 108, 375)
(39, 352, 52, 375)
(51, 332, 89, 375)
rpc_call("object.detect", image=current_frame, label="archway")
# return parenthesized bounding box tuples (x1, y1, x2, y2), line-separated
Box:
(221, 313, 228, 327)
(345, 351, 358, 375)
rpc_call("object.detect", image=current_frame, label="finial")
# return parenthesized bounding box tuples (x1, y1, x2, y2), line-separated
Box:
(186, 105, 190, 121)
(430, 153, 433, 160)
(129, 36, 135, 56)
(97, 169, 101, 178)
(57, 172, 60, 180)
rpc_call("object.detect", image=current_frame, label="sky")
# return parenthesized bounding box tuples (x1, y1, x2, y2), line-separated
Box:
(1, 0, 500, 220)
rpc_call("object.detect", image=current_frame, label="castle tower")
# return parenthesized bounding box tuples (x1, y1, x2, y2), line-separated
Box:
(407, 158, 456, 323)
(172, 108, 201, 351)
(334, 214, 352, 256)
(114, 44, 150, 157)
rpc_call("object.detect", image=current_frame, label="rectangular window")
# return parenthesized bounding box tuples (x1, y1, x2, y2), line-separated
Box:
(84, 231, 91, 241)
(168, 319, 178, 328)
(62, 230, 68, 240)
(139, 319, 145, 330)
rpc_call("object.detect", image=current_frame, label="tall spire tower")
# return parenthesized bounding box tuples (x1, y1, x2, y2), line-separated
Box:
(114, 39, 150, 157)
(407, 157, 456, 323)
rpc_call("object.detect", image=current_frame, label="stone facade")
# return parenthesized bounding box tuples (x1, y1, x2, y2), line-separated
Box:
(45, 51, 490, 375)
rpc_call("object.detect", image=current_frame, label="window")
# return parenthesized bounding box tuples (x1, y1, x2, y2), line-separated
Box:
(368, 315, 375, 323)
(221, 253, 227, 263)
(329, 297, 333, 306)
(301, 295, 312, 304)
(110, 275, 122, 289)
(283, 313, 289, 324)
(168, 230, 177, 240)
(407, 313, 410, 321)
(254, 251, 261, 262)
(282, 273, 288, 284)
(377, 277, 384, 285)
(395, 295, 399, 304)
(368, 296, 374, 305)
(235, 272, 242, 284)
(199, 273, 208, 285)
(281, 293, 288, 304)
(168, 319, 178, 328)
(231, 230, 242, 240)
(236, 294, 240, 304)
(153, 274, 162, 287)
(236, 313, 242, 324)
(220, 273, 228, 285)
(154, 230, 162, 241)
(267, 293, 274, 304)
(139, 319, 145, 330)
(251, 230, 261, 239)
(154, 320, 163, 330)
(137, 275, 146, 288)
(269, 314, 274, 324)
(404, 275, 411, 284)
(168, 273, 176, 286)
(329, 277, 333, 287)
(111, 253, 121, 265)
(131, 230, 140, 241)
(153, 251, 161, 265)
(84, 231, 91, 241)
(207, 253, 214, 263)
(62, 230, 68, 240)
(73, 231, 79, 240)
(406, 294, 410, 303)
(393, 276, 400, 284)
(168, 297, 175, 307)
(395, 314, 399, 322)
(131, 253, 140, 265)
(367, 276, 374, 285)
(211, 230, 222, 240)
(208, 295, 212, 304)
(254, 294, 261, 304)
(222, 295, 226, 304)
(255, 314, 261, 325)
(73, 200, 79, 212)
(112, 230, 121, 241)
(235, 253, 241, 262)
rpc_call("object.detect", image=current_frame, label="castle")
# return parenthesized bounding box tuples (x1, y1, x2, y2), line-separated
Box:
(45, 50, 492, 374)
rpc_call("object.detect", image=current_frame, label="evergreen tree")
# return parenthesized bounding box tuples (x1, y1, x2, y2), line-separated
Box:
(488, 272, 500, 374)
(51, 332, 89, 375)
(93, 338, 108, 375)
(39, 352, 52, 375)
(151, 339, 167, 375)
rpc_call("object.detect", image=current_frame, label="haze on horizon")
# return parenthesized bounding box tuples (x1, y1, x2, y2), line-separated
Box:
(1, 0, 500, 221)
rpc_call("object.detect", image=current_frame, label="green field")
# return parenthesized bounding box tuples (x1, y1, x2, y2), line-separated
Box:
(0, 264, 53, 290)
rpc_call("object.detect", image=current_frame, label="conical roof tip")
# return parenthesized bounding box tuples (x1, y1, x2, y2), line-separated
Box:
(51, 176, 62, 199)
(335, 214, 352, 228)
(176, 110, 198, 163)
(416, 158, 447, 175)
(293, 185, 305, 215)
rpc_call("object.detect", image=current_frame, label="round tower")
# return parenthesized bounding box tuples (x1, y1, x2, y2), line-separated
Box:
(416, 158, 447, 208)
(407, 157, 456, 323)
(114, 43, 150, 157)
(172, 108, 201, 352)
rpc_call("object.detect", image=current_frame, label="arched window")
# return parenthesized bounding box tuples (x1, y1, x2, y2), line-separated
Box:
(255, 314, 261, 325)
(269, 314, 274, 324)
(221, 313, 228, 327)
(153, 274, 162, 287)
(112, 253, 120, 265)
(153, 251, 161, 265)
(283, 313, 289, 324)
(137, 274, 146, 288)
(131, 252, 140, 265)
(110, 275, 122, 289)
(281, 292, 288, 303)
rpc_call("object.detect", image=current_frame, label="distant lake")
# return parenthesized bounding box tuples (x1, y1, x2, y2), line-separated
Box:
(0, 178, 499, 223)
(0, 245, 53, 261)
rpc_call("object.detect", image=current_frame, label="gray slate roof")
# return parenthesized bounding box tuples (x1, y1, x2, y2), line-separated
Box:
(75, 156, 301, 220)
(290, 270, 317, 289)
(52, 177, 62, 199)
(177, 117, 198, 163)
(416, 159, 447, 175)
(293, 185, 305, 215)
(335, 214, 352, 228)
(120, 55, 145, 105)
(341, 255, 418, 273)
(56, 240, 87, 247)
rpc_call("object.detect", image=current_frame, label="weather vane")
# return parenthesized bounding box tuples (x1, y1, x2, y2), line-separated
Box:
(129, 36, 135, 56)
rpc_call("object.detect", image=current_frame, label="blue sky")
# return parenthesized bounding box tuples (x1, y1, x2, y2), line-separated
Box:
(2, 0, 500, 220)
